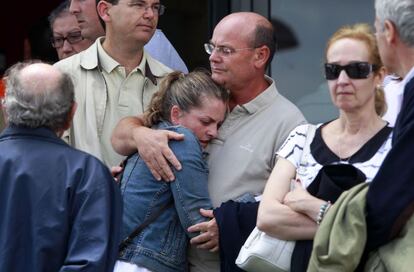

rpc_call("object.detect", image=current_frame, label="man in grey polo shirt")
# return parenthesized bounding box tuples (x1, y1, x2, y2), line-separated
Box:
(111, 12, 305, 271)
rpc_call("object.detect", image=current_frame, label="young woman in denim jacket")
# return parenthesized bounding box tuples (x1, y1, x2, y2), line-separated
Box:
(115, 70, 229, 272)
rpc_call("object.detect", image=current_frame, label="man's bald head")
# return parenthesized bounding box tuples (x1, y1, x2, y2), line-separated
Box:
(19, 63, 63, 95)
(3, 62, 75, 132)
(219, 12, 272, 31)
(216, 12, 276, 67)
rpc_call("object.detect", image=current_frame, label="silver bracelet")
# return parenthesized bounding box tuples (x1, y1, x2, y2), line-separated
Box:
(316, 201, 331, 225)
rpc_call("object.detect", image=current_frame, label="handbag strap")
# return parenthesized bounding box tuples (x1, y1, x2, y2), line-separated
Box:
(119, 198, 174, 253)
(296, 124, 317, 179)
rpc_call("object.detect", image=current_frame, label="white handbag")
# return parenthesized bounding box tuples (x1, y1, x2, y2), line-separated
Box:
(235, 227, 295, 272)
(235, 124, 316, 272)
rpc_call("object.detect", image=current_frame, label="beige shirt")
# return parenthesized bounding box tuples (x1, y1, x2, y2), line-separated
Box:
(55, 38, 172, 167)
(188, 76, 306, 272)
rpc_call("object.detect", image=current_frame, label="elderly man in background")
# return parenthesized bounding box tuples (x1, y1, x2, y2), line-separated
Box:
(0, 62, 122, 272)
(365, 0, 414, 253)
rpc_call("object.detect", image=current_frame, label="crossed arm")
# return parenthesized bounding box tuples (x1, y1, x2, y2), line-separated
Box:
(257, 157, 323, 240)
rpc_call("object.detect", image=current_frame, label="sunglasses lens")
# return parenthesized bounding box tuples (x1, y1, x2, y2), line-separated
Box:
(324, 62, 372, 80)
(346, 62, 371, 79)
(324, 64, 339, 80)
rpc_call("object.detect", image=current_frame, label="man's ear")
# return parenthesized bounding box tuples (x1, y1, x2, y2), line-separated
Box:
(97, 0, 111, 22)
(384, 19, 398, 45)
(170, 105, 182, 125)
(1, 103, 8, 126)
(254, 45, 270, 69)
(63, 102, 77, 131)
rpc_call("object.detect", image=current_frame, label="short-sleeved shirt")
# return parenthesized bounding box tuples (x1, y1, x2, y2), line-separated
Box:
(206, 76, 306, 207)
(277, 123, 393, 188)
(188, 76, 306, 272)
(55, 38, 172, 167)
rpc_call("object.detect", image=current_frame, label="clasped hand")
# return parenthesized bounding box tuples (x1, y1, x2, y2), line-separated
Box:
(283, 179, 314, 213)
(187, 209, 219, 252)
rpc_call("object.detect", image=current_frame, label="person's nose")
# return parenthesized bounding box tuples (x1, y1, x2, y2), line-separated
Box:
(209, 49, 221, 63)
(337, 70, 350, 84)
(206, 124, 218, 139)
(142, 6, 156, 20)
(69, 0, 79, 14)
(62, 40, 74, 54)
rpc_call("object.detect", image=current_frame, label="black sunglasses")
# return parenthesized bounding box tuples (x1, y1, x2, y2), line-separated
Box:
(324, 62, 378, 80)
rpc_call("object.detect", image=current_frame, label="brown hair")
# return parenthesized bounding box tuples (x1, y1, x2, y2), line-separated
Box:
(252, 22, 276, 69)
(144, 69, 229, 127)
(326, 23, 386, 116)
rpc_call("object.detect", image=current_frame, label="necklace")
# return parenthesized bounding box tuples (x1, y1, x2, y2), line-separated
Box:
(337, 135, 351, 163)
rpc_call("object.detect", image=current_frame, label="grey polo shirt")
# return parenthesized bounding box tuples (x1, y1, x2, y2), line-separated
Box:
(207, 76, 306, 207)
(188, 76, 306, 272)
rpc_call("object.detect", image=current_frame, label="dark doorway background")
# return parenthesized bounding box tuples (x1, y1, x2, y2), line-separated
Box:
(0, 1, 61, 73)
(158, 0, 210, 70)
(0, 0, 224, 74)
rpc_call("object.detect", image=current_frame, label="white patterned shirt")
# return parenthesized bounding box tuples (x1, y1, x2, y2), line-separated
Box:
(277, 123, 393, 188)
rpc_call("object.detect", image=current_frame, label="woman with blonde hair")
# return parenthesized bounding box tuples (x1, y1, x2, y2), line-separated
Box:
(257, 23, 392, 271)
(115, 70, 229, 272)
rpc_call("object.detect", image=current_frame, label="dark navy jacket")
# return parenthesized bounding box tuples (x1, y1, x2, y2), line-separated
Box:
(366, 77, 414, 251)
(0, 126, 122, 272)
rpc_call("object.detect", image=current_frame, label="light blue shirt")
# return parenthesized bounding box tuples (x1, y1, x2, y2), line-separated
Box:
(144, 29, 188, 73)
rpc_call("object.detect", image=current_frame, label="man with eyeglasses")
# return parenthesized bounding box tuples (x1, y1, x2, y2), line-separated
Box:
(112, 12, 305, 271)
(49, 1, 93, 60)
(69, 0, 188, 72)
(55, 0, 172, 168)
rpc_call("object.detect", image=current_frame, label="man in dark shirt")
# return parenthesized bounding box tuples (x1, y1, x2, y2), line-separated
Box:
(366, 0, 414, 251)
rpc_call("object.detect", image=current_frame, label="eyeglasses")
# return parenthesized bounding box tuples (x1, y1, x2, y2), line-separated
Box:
(204, 43, 255, 57)
(51, 32, 83, 48)
(127, 1, 166, 16)
(324, 62, 378, 80)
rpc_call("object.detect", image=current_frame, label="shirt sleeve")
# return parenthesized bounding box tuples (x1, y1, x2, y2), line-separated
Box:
(60, 158, 122, 272)
(276, 124, 312, 169)
(168, 128, 213, 239)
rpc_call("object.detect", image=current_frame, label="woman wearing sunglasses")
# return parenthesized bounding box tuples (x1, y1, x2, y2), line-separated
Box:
(256, 23, 392, 271)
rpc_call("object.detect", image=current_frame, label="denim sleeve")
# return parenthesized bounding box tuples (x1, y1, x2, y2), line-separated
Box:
(168, 128, 213, 239)
(60, 158, 122, 272)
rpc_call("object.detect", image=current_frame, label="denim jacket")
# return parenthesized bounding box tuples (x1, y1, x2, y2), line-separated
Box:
(119, 121, 212, 272)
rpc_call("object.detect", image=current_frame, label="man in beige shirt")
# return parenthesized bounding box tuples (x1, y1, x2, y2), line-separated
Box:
(55, 0, 172, 167)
